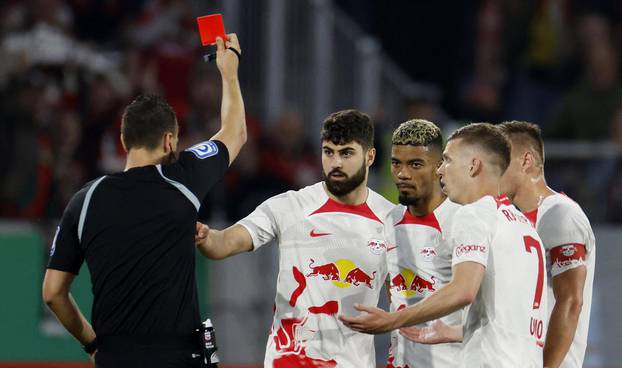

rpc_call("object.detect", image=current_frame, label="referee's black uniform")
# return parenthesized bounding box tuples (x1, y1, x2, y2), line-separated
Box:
(47, 140, 228, 368)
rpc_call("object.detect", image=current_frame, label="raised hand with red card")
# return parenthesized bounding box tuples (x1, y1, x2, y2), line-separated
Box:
(210, 32, 247, 165)
(215, 34, 241, 80)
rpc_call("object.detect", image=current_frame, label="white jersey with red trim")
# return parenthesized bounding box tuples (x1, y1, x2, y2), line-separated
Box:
(524, 192, 595, 367)
(451, 195, 547, 367)
(385, 198, 462, 368)
(237, 182, 394, 368)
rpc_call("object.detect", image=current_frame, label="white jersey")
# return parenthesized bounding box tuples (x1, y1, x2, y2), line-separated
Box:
(237, 182, 394, 368)
(385, 199, 462, 368)
(524, 192, 595, 367)
(451, 196, 548, 367)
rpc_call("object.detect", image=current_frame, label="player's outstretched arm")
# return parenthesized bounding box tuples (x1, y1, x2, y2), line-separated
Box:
(195, 222, 253, 260)
(399, 319, 463, 344)
(42, 270, 97, 351)
(339, 261, 483, 334)
(211, 33, 247, 165)
(543, 265, 586, 368)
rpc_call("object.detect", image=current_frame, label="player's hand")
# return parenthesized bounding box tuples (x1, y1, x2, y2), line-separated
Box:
(216, 33, 241, 80)
(338, 304, 398, 334)
(399, 320, 463, 344)
(195, 222, 209, 246)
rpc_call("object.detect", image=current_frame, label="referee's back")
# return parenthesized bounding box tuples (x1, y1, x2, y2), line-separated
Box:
(48, 140, 228, 339)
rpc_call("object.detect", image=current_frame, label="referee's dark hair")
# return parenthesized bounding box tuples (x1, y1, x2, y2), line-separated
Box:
(121, 95, 178, 151)
(321, 109, 374, 150)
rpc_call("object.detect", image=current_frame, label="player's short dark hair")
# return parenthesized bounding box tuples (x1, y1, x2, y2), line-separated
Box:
(391, 119, 444, 154)
(320, 109, 374, 150)
(498, 121, 545, 168)
(121, 95, 178, 150)
(447, 123, 511, 174)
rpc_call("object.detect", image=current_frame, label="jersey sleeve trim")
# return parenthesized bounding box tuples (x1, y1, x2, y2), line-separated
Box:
(78, 176, 107, 242)
(236, 221, 263, 251)
(155, 164, 201, 211)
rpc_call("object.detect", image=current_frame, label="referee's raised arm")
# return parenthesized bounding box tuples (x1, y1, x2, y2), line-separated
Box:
(211, 33, 246, 165)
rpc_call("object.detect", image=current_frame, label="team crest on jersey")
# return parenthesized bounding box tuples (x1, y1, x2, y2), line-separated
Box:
(50, 226, 60, 256)
(420, 246, 437, 261)
(561, 244, 575, 257)
(186, 141, 219, 159)
(368, 239, 387, 255)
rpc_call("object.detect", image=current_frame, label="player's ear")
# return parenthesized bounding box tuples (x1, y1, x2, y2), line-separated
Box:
(469, 158, 482, 177)
(366, 147, 376, 167)
(523, 151, 535, 172)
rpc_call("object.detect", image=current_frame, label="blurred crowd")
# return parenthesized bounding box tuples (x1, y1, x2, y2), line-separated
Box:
(2, 0, 622, 224)
(0, 0, 320, 223)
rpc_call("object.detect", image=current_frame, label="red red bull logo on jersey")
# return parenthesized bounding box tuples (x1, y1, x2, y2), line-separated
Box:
(368, 239, 387, 255)
(307, 258, 376, 289)
(389, 268, 436, 297)
(420, 246, 437, 261)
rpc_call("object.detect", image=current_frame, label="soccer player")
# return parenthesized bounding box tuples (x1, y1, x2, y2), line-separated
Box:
(339, 123, 548, 367)
(499, 121, 595, 368)
(42, 34, 245, 367)
(195, 110, 394, 367)
(385, 119, 462, 368)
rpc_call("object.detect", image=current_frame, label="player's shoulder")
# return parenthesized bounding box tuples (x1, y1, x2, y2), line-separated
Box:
(540, 193, 587, 222)
(537, 192, 594, 248)
(262, 182, 326, 211)
(386, 204, 407, 226)
(457, 196, 496, 219)
(366, 188, 395, 217)
(434, 198, 462, 224)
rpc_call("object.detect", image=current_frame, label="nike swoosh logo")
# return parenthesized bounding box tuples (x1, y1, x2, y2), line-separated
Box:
(387, 245, 398, 252)
(310, 229, 332, 237)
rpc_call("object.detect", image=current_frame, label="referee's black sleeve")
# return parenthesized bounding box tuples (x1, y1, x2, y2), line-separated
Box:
(47, 185, 88, 274)
(162, 140, 230, 202)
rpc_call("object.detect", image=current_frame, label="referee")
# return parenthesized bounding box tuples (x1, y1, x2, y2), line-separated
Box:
(42, 34, 245, 367)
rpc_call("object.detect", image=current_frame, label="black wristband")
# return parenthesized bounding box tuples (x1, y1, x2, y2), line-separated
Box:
(83, 338, 97, 354)
(227, 47, 241, 60)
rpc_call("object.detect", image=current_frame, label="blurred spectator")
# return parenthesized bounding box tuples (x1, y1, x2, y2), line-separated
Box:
(605, 104, 622, 222)
(546, 13, 622, 140)
(260, 110, 319, 189)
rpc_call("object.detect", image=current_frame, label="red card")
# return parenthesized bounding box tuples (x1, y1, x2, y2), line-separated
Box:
(196, 14, 226, 46)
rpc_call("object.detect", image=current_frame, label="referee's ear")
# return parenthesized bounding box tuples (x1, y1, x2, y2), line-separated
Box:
(163, 132, 176, 154)
(120, 133, 128, 153)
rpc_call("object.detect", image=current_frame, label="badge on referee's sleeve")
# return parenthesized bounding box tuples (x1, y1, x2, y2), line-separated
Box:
(187, 141, 219, 159)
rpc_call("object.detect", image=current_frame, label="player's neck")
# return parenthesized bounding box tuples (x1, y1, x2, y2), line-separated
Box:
(465, 178, 499, 204)
(408, 190, 446, 217)
(324, 182, 369, 206)
(513, 175, 555, 213)
(125, 148, 165, 171)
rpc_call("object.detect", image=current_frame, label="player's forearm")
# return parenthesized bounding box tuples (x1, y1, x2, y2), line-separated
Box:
(197, 229, 229, 260)
(543, 298, 582, 368)
(198, 226, 252, 260)
(45, 293, 96, 345)
(395, 282, 470, 328)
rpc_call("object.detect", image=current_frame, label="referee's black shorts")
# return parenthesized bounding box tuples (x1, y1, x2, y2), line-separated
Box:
(95, 334, 206, 368)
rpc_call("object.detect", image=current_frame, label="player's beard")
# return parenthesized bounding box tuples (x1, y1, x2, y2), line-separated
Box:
(323, 161, 366, 197)
(398, 192, 422, 207)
